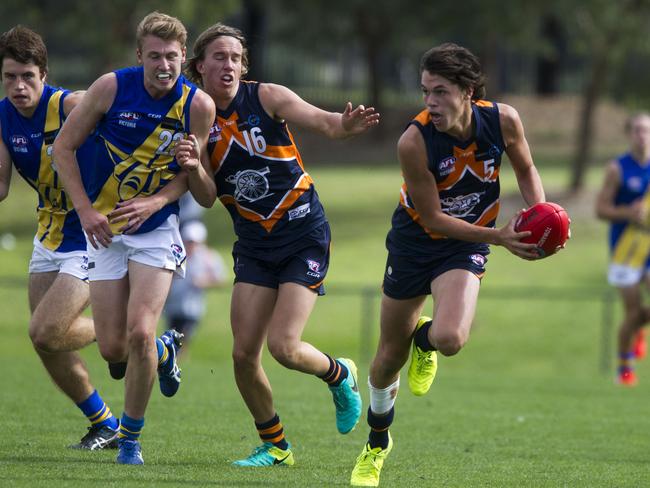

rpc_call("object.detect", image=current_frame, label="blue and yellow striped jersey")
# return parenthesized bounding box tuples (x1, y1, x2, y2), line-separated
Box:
(0, 85, 96, 252)
(92, 66, 197, 234)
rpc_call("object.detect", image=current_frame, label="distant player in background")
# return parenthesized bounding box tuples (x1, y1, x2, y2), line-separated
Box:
(350, 43, 547, 487)
(596, 112, 650, 387)
(0, 25, 122, 451)
(185, 23, 379, 467)
(164, 219, 228, 347)
(53, 12, 216, 464)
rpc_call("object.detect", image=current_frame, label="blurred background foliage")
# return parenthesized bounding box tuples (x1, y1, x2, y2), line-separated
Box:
(3, 0, 650, 190)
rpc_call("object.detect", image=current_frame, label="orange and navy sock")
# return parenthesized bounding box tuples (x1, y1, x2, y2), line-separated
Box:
(414, 320, 437, 352)
(367, 406, 394, 449)
(76, 390, 119, 430)
(318, 354, 349, 387)
(256, 413, 289, 450)
(118, 413, 144, 441)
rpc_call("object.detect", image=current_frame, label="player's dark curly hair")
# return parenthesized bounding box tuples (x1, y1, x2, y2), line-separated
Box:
(420, 43, 486, 100)
(0, 25, 48, 76)
(185, 23, 248, 86)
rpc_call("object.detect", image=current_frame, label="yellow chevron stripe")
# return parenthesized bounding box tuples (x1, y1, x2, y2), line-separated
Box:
(37, 90, 66, 250)
(612, 190, 650, 268)
(93, 85, 191, 234)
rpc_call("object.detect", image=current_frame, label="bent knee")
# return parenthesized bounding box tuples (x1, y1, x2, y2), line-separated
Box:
(29, 322, 61, 352)
(434, 331, 467, 356)
(98, 342, 127, 363)
(267, 341, 301, 369)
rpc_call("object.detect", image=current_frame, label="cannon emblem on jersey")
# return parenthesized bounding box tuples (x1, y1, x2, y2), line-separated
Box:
(226, 166, 274, 202)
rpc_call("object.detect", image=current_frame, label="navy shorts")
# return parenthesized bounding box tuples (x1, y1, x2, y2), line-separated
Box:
(232, 222, 330, 296)
(382, 248, 488, 300)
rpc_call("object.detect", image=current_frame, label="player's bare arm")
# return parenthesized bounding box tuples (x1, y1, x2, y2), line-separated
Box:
(258, 83, 379, 139)
(595, 160, 645, 224)
(175, 89, 216, 207)
(400, 125, 537, 259)
(62, 90, 86, 117)
(0, 123, 12, 202)
(498, 103, 545, 206)
(53, 73, 116, 249)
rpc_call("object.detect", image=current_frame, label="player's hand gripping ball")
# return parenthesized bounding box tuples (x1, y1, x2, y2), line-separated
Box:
(515, 202, 570, 258)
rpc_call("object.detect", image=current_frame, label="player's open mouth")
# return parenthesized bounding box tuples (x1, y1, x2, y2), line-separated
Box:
(156, 73, 172, 81)
(430, 113, 443, 124)
(221, 74, 233, 83)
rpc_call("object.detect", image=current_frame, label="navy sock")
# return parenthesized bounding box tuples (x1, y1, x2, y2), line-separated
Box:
(318, 355, 349, 387)
(367, 407, 394, 449)
(414, 320, 436, 352)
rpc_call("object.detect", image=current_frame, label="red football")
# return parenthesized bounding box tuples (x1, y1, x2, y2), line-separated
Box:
(514, 202, 570, 258)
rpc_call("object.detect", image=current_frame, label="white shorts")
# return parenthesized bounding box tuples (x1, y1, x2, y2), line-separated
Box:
(608, 263, 649, 287)
(28, 236, 89, 281)
(87, 214, 186, 281)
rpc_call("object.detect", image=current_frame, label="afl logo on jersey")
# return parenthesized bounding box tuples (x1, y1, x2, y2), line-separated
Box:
(438, 157, 456, 176)
(118, 112, 140, 128)
(11, 135, 28, 153)
(208, 123, 222, 143)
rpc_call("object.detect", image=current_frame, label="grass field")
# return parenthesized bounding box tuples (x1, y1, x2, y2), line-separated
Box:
(2, 163, 650, 487)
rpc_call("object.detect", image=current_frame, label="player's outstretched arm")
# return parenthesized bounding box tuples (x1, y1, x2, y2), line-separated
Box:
(176, 90, 217, 207)
(0, 123, 12, 202)
(258, 83, 379, 139)
(499, 103, 545, 207)
(54, 73, 116, 248)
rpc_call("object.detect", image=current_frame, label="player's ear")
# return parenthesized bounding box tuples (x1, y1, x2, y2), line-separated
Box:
(136, 49, 143, 64)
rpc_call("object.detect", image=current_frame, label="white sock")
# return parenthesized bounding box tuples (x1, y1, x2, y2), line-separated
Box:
(368, 377, 399, 414)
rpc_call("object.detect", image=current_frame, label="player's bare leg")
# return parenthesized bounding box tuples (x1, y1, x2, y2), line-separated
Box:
(230, 282, 295, 466)
(427, 269, 480, 356)
(29, 271, 119, 449)
(122, 262, 173, 418)
(231, 282, 277, 423)
(29, 272, 95, 403)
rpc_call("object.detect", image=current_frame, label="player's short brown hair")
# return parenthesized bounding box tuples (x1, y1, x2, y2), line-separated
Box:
(0, 25, 48, 76)
(420, 43, 486, 100)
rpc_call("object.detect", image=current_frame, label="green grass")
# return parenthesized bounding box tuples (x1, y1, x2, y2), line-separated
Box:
(1, 164, 649, 487)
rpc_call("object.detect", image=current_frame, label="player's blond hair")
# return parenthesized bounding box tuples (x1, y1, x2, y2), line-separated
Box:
(624, 112, 650, 134)
(136, 11, 187, 51)
(185, 23, 248, 86)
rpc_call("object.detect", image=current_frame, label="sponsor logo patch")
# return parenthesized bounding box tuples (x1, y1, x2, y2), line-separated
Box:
(288, 203, 310, 221)
(469, 253, 485, 267)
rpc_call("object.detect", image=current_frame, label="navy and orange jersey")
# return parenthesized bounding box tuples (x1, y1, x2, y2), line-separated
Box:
(208, 81, 327, 253)
(609, 153, 650, 251)
(387, 101, 505, 256)
(92, 66, 197, 235)
(0, 85, 97, 252)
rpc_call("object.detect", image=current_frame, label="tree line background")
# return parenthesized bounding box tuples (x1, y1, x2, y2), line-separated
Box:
(3, 0, 650, 191)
